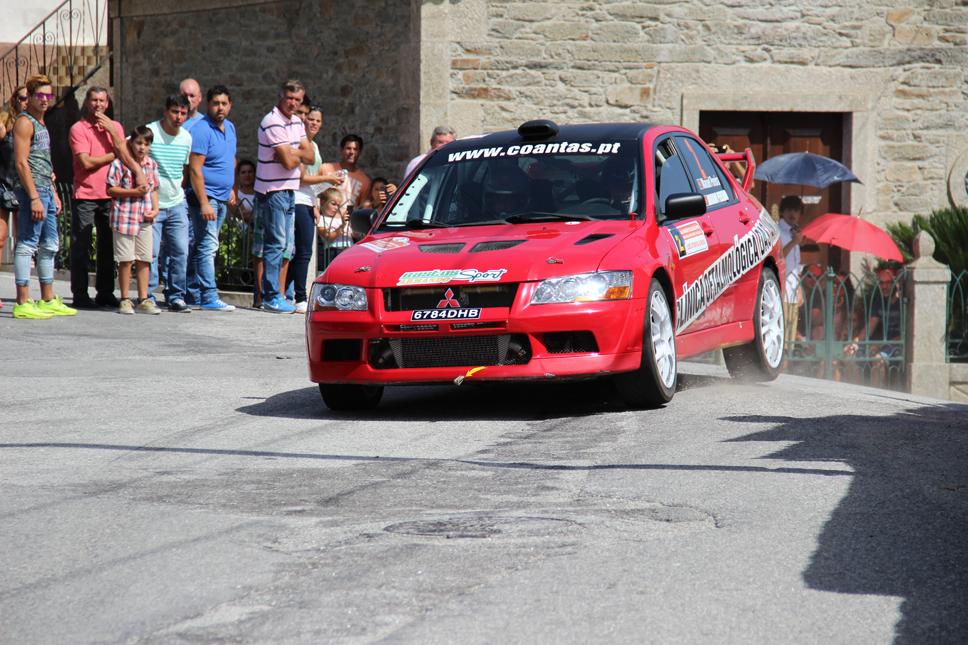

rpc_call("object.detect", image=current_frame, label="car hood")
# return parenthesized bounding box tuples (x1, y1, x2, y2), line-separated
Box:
(322, 221, 642, 288)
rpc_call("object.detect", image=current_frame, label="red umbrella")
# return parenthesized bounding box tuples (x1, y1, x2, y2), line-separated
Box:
(800, 213, 903, 262)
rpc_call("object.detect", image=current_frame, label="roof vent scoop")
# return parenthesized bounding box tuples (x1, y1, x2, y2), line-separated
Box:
(518, 119, 559, 140)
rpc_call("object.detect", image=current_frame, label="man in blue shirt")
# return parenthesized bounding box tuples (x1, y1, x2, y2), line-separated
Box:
(186, 85, 237, 311)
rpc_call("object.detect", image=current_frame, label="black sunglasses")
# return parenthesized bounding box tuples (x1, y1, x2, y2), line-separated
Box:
(16, 94, 28, 101)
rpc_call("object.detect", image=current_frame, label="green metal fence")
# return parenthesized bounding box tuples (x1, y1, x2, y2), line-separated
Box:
(948, 270, 968, 363)
(784, 265, 907, 390)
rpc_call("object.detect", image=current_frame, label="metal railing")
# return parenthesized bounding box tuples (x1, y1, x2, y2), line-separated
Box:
(784, 265, 908, 390)
(1, 0, 108, 101)
(948, 270, 968, 363)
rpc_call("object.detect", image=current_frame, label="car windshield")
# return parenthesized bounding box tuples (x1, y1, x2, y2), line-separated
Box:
(378, 139, 641, 230)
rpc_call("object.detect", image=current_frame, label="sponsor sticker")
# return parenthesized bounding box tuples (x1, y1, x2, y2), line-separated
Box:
(675, 212, 779, 334)
(697, 176, 721, 190)
(411, 308, 482, 321)
(360, 236, 410, 253)
(668, 220, 709, 259)
(397, 268, 507, 286)
(704, 190, 729, 207)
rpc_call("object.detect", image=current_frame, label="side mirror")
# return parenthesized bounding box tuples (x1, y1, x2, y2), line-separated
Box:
(664, 193, 706, 219)
(350, 208, 377, 239)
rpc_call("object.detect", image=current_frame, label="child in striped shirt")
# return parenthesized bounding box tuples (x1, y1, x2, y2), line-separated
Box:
(106, 126, 160, 315)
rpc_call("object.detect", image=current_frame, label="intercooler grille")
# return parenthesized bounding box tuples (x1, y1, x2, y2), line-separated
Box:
(368, 334, 531, 369)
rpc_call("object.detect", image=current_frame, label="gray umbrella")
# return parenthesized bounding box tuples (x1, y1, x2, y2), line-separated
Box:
(754, 152, 861, 189)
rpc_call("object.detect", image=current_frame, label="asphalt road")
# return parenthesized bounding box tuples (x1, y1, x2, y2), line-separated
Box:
(1, 282, 967, 644)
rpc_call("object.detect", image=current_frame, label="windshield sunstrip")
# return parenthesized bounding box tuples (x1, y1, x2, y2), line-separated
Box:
(447, 141, 624, 163)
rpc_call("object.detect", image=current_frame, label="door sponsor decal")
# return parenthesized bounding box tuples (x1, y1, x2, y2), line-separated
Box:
(360, 236, 410, 253)
(668, 220, 709, 259)
(397, 268, 507, 286)
(675, 211, 779, 334)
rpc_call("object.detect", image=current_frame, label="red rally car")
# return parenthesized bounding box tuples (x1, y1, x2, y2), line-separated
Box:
(306, 120, 785, 410)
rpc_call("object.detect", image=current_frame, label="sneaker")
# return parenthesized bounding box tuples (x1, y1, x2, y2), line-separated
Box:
(13, 300, 55, 319)
(118, 299, 135, 315)
(72, 296, 98, 309)
(263, 296, 296, 314)
(36, 295, 78, 317)
(95, 293, 121, 308)
(294, 301, 308, 314)
(136, 298, 162, 315)
(201, 299, 235, 312)
(168, 299, 192, 313)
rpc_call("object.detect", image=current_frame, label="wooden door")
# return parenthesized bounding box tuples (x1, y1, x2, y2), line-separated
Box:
(699, 111, 848, 270)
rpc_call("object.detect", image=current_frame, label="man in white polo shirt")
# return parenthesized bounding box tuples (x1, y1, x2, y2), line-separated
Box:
(254, 79, 315, 314)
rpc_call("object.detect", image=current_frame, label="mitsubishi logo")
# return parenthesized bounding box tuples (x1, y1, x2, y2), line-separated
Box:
(437, 288, 460, 308)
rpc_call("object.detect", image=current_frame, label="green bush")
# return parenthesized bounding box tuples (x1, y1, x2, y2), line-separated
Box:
(887, 206, 968, 275)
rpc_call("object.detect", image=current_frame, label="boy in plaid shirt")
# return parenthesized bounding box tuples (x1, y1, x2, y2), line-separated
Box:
(106, 126, 160, 314)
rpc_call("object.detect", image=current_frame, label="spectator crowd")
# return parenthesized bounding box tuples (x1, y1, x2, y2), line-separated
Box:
(0, 75, 444, 318)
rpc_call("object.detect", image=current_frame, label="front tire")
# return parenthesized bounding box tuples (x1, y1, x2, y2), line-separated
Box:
(615, 278, 677, 407)
(723, 267, 783, 381)
(319, 384, 384, 411)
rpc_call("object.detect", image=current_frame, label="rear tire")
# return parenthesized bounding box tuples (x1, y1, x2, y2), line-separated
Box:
(319, 384, 384, 411)
(723, 267, 783, 381)
(615, 278, 677, 407)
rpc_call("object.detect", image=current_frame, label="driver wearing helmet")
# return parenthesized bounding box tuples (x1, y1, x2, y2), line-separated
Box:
(599, 155, 634, 213)
(480, 162, 530, 220)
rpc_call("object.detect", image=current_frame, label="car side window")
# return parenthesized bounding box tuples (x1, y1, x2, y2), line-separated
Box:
(673, 135, 737, 211)
(655, 138, 694, 218)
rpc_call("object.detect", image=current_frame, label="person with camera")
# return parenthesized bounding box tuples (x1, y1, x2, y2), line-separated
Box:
(316, 187, 351, 271)
(778, 195, 804, 360)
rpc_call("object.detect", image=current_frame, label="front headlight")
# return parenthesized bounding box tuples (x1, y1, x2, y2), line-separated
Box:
(310, 283, 368, 311)
(530, 271, 633, 305)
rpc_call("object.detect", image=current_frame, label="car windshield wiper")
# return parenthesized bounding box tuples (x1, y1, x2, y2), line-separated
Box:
(504, 212, 594, 223)
(451, 218, 513, 227)
(404, 219, 452, 229)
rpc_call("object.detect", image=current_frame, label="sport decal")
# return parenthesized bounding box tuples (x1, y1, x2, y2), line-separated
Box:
(667, 220, 709, 259)
(675, 212, 779, 334)
(360, 236, 410, 253)
(397, 268, 507, 286)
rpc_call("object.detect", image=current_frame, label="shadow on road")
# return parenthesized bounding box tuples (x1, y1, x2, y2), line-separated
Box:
(723, 402, 968, 643)
(237, 371, 732, 422)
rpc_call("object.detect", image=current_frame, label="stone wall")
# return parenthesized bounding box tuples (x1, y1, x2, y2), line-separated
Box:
(110, 0, 419, 181)
(425, 0, 968, 228)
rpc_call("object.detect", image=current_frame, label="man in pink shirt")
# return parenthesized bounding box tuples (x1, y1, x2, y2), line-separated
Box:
(69, 86, 144, 308)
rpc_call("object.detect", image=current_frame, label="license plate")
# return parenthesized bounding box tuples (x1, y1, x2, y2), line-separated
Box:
(411, 308, 482, 321)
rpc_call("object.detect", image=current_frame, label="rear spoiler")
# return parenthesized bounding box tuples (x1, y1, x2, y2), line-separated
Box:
(716, 148, 756, 192)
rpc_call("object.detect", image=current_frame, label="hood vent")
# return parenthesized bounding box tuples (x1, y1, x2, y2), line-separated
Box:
(419, 243, 465, 253)
(575, 233, 613, 246)
(470, 240, 526, 253)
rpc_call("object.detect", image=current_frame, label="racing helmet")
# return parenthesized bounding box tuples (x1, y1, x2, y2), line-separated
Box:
(482, 163, 530, 217)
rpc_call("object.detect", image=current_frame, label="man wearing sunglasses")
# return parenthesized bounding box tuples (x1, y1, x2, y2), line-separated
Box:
(69, 86, 146, 309)
(10, 75, 76, 318)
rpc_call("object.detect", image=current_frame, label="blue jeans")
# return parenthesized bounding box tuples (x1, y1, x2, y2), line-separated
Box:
(149, 201, 190, 303)
(187, 198, 227, 305)
(14, 187, 58, 287)
(257, 190, 295, 301)
(287, 203, 316, 303)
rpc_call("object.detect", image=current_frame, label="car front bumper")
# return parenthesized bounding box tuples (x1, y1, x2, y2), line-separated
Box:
(306, 296, 646, 385)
